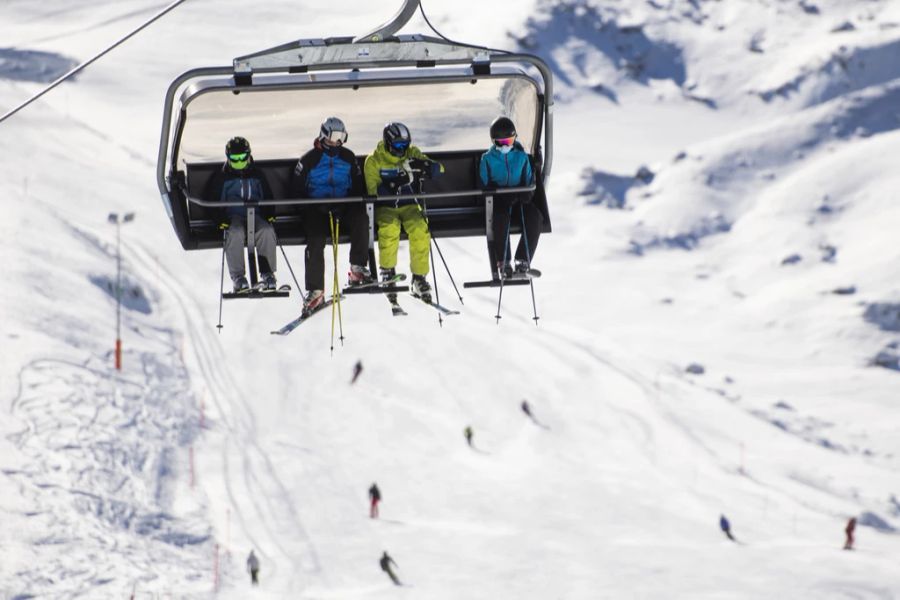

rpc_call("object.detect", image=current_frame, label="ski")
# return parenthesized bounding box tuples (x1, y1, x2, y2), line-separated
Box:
(390, 298, 408, 316)
(270, 296, 339, 335)
(223, 284, 290, 300)
(409, 293, 460, 316)
(343, 274, 408, 294)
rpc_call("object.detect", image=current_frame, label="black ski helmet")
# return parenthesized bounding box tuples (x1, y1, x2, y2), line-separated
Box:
(383, 122, 411, 156)
(489, 116, 516, 140)
(225, 136, 251, 156)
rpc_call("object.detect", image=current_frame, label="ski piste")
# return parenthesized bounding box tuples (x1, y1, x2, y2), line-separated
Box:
(270, 296, 341, 335)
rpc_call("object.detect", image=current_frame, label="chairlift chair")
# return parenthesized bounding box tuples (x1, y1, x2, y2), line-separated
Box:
(155, 0, 554, 290)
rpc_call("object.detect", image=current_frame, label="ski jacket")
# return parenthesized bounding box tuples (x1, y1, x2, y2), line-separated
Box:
(379, 555, 396, 571)
(719, 516, 730, 532)
(205, 162, 274, 220)
(364, 141, 443, 205)
(369, 485, 381, 502)
(289, 140, 364, 203)
(247, 553, 260, 570)
(479, 142, 534, 189)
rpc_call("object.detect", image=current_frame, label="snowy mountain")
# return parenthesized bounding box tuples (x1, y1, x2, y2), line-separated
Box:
(1, 0, 898, 598)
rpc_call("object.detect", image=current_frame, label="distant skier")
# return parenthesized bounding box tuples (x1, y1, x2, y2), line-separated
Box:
(247, 549, 260, 585)
(719, 514, 736, 542)
(464, 426, 473, 447)
(479, 116, 543, 279)
(521, 400, 532, 419)
(844, 517, 856, 550)
(351, 360, 364, 385)
(369, 483, 381, 519)
(379, 551, 400, 585)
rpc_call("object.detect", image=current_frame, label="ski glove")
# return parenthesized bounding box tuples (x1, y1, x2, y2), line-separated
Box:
(385, 171, 412, 190)
(218, 221, 230, 230)
(266, 216, 276, 223)
(408, 158, 442, 180)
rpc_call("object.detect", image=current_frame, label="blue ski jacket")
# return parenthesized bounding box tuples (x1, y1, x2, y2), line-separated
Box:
(479, 142, 534, 189)
(290, 140, 363, 200)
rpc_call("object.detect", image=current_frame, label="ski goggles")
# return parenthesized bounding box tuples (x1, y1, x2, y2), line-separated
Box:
(228, 152, 249, 162)
(323, 129, 348, 144)
(390, 140, 410, 152)
(493, 136, 516, 147)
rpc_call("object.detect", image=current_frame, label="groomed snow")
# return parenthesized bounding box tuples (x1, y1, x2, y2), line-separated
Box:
(0, 1, 898, 598)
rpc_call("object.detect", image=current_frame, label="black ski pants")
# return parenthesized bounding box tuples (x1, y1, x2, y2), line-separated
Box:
(493, 193, 543, 265)
(303, 204, 369, 291)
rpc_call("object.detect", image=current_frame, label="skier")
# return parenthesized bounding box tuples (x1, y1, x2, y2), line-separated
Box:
(844, 517, 856, 550)
(246, 549, 260, 586)
(204, 136, 278, 293)
(479, 116, 543, 279)
(369, 482, 381, 518)
(379, 551, 400, 585)
(521, 400, 532, 418)
(351, 360, 364, 385)
(364, 122, 443, 303)
(719, 514, 736, 542)
(289, 117, 373, 313)
(464, 425, 473, 447)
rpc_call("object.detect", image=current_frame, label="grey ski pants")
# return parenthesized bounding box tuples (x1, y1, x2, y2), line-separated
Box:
(224, 214, 277, 280)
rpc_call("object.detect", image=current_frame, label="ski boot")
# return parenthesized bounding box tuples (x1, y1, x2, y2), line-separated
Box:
(411, 274, 432, 304)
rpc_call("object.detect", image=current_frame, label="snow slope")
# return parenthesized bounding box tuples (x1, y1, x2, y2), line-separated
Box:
(1, 0, 899, 598)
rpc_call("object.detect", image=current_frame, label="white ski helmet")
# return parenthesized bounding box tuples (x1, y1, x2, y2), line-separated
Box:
(319, 116, 348, 144)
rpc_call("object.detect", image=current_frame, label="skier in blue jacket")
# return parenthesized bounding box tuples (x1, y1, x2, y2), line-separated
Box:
(479, 116, 543, 279)
(290, 117, 373, 312)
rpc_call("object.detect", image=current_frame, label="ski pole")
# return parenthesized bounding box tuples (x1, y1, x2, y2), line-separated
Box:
(329, 212, 344, 354)
(417, 196, 463, 305)
(279, 243, 303, 299)
(494, 204, 513, 324)
(429, 243, 443, 327)
(216, 230, 226, 332)
(520, 203, 539, 325)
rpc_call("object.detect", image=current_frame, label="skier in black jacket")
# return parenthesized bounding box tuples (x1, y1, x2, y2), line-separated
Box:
(379, 551, 400, 585)
(204, 136, 278, 292)
(289, 117, 373, 312)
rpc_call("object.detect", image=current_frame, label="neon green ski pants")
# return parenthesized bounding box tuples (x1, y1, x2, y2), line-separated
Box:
(376, 204, 431, 276)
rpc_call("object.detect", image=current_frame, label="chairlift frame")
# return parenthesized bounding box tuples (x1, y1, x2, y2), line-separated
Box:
(156, 1, 554, 286)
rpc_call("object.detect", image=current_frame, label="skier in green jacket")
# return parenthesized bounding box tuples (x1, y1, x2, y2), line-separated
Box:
(364, 122, 443, 303)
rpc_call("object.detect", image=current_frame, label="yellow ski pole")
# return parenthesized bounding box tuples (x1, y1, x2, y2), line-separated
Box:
(329, 212, 344, 353)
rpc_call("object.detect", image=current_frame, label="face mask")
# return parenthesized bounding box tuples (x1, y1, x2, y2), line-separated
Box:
(499, 145, 513, 155)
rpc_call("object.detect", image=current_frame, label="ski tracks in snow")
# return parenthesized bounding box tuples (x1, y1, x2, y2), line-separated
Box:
(125, 239, 323, 589)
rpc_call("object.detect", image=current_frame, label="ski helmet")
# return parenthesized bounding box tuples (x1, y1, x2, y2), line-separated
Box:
(225, 136, 251, 169)
(383, 122, 411, 157)
(489, 116, 517, 142)
(319, 117, 348, 144)
(225, 136, 251, 156)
